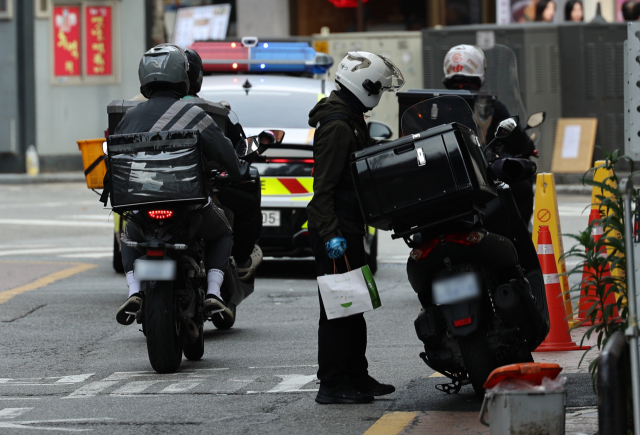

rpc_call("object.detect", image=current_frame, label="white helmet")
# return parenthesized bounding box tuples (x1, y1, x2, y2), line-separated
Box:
(443, 45, 486, 87)
(335, 51, 405, 109)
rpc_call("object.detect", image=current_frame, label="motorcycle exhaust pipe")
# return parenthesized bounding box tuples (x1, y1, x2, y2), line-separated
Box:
(185, 318, 200, 340)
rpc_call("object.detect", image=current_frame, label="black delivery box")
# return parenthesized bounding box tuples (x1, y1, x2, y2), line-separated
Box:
(350, 123, 496, 234)
(106, 130, 208, 212)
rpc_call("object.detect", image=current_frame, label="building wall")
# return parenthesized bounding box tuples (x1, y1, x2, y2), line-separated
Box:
(34, 0, 145, 170)
(0, 15, 19, 156)
(236, 0, 289, 38)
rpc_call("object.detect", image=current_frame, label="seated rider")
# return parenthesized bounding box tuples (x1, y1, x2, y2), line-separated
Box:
(183, 48, 263, 281)
(442, 44, 536, 225)
(114, 44, 249, 326)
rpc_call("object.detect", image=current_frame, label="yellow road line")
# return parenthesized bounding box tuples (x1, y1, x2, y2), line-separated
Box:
(0, 263, 96, 304)
(363, 412, 417, 435)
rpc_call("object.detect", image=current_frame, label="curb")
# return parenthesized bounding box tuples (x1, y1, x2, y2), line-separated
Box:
(0, 172, 86, 185)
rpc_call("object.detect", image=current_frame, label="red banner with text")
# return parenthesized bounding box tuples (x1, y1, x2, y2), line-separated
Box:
(85, 6, 113, 76)
(53, 6, 81, 76)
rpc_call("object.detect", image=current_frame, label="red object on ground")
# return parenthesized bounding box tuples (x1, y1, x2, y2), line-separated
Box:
(328, 0, 369, 7)
(535, 226, 590, 352)
(483, 362, 563, 389)
(576, 208, 619, 325)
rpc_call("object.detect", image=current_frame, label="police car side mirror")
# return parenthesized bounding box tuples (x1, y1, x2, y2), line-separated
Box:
(368, 121, 393, 140)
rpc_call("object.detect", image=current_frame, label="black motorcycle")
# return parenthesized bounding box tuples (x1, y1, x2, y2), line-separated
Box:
(105, 130, 282, 373)
(400, 97, 550, 396)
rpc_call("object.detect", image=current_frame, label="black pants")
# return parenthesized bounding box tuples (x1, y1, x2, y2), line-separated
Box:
(217, 187, 261, 265)
(309, 228, 368, 387)
(121, 203, 233, 273)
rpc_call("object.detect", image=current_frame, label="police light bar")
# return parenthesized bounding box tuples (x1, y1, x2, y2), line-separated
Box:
(190, 39, 333, 74)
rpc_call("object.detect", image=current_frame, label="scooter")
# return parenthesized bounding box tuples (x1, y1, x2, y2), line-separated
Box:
(401, 97, 550, 396)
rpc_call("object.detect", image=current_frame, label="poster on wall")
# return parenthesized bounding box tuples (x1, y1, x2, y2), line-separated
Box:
(496, 0, 535, 23)
(53, 6, 81, 76)
(172, 4, 231, 48)
(85, 6, 113, 76)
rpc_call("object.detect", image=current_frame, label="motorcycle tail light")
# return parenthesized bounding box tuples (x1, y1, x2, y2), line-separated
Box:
(442, 231, 485, 246)
(410, 238, 439, 261)
(266, 158, 314, 164)
(147, 249, 164, 257)
(148, 210, 174, 220)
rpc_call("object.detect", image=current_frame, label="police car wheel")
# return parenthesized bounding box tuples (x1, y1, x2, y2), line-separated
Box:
(113, 234, 124, 274)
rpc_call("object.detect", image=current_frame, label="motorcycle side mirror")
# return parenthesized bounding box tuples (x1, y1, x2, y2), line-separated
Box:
(526, 112, 545, 129)
(102, 141, 108, 156)
(258, 129, 285, 146)
(368, 121, 393, 140)
(236, 137, 259, 158)
(489, 157, 537, 184)
(494, 116, 519, 139)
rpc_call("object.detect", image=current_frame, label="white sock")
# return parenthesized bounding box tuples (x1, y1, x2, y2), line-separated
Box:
(126, 271, 141, 297)
(206, 269, 224, 298)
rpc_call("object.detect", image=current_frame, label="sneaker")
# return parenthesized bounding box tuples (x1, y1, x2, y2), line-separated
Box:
(349, 375, 395, 397)
(237, 245, 263, 282)
(116, 293, 143, 326)
(204, 293, 234, 320)
(315, 382, 374, 405)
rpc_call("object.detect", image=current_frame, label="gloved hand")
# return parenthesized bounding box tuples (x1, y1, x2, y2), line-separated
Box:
(325, 237, 347, 259)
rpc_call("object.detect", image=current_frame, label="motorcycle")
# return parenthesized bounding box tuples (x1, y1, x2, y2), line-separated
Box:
(399, 96, 550, 396)
(109, 130, 282, 374)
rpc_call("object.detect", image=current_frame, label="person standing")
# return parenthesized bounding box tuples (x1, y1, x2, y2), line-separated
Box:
(307, 52, 404, 405)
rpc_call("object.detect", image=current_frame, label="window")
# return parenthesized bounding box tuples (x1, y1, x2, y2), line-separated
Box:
(0, 0, 14, 20)
(35, 0, 52, 19)
(51, 1, 118, 85)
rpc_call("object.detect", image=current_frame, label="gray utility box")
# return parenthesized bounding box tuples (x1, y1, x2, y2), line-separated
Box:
(422, 23, 626, 171)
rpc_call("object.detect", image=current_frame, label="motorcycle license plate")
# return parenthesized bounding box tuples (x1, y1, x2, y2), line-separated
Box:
(262, 210, 280, 227)
(432, 273, 481, 305)
(134, 259, 176, 281)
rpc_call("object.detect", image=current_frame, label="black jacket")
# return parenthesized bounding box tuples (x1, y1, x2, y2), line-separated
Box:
(115, 91, 249, 181)
(307, 91, 372, 242)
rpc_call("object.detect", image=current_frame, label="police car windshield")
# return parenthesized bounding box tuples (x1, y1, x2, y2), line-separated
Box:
(198, 90, 317, 129)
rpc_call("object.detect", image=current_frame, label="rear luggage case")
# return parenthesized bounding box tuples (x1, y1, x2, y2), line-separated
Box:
(106, 130, 208, 212)
(350, 123, 496, 236)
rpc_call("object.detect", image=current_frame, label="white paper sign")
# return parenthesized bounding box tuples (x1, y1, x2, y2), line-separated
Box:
(561, 125, 582, 159)
(172, 4, 231, 48)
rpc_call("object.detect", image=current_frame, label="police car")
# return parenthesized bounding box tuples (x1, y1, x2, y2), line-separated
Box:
(193, 38, 380, 272)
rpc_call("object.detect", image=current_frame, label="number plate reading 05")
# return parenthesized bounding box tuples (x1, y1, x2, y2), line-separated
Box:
(432, 272, 481, 305)
(262, 210, 281, 227)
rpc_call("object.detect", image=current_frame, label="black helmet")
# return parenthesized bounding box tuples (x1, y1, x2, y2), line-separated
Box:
(184, 48, 204, 96)
(138, 44, 190, 98)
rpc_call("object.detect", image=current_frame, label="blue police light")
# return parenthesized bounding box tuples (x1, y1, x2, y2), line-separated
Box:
(248, 42, 333, 74)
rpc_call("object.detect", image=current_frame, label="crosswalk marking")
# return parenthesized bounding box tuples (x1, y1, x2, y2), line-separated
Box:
(111, 381, 161, 396)
(160, 382, 200, 393)
(56, 374, 94, 384)
(66, 381, 120, 398)
(210, 377, 258, 394)
(265, 375, 317, 393)
(0, 408, 32, 419)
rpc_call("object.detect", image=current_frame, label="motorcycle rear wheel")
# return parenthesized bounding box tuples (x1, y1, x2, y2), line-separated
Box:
(183, 323, 205, 361)
(459, 330, 499, 397)
(211, 304, 236, 330)
(144, 281, 183, 373)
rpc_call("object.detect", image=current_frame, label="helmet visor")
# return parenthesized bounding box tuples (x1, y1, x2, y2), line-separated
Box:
(379, 55, 405, 92)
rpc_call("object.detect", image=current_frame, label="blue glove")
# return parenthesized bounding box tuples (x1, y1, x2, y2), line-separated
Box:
(325, 237, 347, 259)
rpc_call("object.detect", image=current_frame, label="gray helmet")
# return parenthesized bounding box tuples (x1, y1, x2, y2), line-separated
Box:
(139, 44, 190, 98)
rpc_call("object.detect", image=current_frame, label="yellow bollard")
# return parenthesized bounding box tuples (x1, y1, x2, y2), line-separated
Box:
(532, 173, 578, 327)
(591, 160, 625, 302)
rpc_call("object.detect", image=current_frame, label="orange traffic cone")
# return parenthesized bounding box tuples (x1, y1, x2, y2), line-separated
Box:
(535, 226, 590, 352)
(576, 209, 620, 325)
